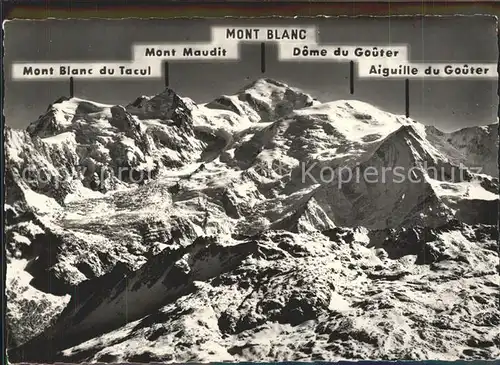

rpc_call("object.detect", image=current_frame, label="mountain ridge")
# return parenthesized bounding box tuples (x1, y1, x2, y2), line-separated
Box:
(5, 78, 499, 362)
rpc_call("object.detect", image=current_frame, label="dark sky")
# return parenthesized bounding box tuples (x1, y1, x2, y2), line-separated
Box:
(3, 17, 498, 132)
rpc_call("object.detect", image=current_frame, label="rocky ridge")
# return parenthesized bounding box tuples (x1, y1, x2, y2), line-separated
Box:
(5, 78, 499, 362)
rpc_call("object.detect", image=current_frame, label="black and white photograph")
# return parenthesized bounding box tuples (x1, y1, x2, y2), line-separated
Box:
(3, 17, 499, 362)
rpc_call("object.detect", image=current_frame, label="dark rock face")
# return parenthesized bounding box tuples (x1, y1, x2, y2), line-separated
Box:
(126, 88, 194, 130)
(205, 96, 244, 116)
(109, 105, 143, 140)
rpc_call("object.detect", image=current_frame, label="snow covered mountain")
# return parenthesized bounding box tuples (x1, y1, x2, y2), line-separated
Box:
(425, 123, 499, 178)
(5, 79, 499, 362)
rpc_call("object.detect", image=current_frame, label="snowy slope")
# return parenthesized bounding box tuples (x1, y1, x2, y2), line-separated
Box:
(205, 78, 319, 123)
(5, 78, 499, 361)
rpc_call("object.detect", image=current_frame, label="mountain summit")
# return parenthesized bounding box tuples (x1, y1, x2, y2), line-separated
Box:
(5, 80, 499, 362)
(205, 78, 319, 123)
